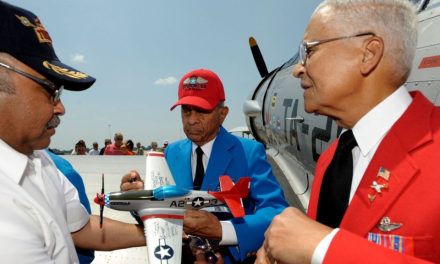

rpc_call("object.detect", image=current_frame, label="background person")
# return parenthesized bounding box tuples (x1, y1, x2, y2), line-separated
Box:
(104, 132, 126, 155)
(99, 138, 111, 155)
(257, 0, 440, 263)
(135, 141, 144, 155)
(124, 139, 135, 155)
(88, 141, 99, 155)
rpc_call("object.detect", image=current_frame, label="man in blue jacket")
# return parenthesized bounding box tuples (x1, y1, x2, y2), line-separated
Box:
(123, 69, 288, 263)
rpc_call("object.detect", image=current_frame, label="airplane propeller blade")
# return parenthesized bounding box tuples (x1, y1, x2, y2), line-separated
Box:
(93, 173, 105, 228)
(100, 173, 104, 227)
(249, 37, 268, 78)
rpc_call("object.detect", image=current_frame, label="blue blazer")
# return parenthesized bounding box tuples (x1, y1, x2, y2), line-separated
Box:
(165, 126, 288, 262)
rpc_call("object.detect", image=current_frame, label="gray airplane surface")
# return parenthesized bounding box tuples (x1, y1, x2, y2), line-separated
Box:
(243, 0, 440, 210)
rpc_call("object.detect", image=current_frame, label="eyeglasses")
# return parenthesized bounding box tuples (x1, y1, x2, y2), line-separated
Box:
(0, 61, 63, 102)
(299, 32, 375, 66)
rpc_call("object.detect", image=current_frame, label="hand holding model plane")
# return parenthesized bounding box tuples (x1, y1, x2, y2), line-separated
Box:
(101, 152, 250, 264)
(120, 169, 237, 240)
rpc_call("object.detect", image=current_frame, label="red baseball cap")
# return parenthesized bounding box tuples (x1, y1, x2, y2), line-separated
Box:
(170, 69, 225, 111)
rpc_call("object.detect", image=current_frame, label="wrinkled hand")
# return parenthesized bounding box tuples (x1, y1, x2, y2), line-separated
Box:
(120, 170, 144, 191)
(257, 207, 333, 264)
(184, 210, 222, 240)
(255, 246, 274, 264)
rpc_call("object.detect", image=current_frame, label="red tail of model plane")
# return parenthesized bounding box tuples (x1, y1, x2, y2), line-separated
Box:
(209, 176, 251, 218)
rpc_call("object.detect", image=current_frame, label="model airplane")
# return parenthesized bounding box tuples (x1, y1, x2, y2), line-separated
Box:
(243, 0, 440, 211)
(94, 151, 250, 264)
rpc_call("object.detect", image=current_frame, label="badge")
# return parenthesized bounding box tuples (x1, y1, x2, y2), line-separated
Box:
(377, 217, 402, 232)
(368, 167, 390, 203)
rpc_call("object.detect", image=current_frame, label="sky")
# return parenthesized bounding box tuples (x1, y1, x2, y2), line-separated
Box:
(8, 0, 322, 150)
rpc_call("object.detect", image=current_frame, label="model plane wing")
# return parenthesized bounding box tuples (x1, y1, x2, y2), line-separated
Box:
(139, 208, 184, 264)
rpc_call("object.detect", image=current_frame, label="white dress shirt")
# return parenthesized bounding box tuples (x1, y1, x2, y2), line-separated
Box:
(192, 138, 239, 245)
(312, 86, 412, 263)
(0, 139, 89, 263)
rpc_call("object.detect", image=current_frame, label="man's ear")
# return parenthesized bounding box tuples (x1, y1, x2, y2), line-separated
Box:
(219, 106, 229, 124)
(360, 36, 384, 75)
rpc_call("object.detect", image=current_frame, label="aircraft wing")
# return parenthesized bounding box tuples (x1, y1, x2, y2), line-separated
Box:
(138, 208, 184, 264)
(145, 151, 175, 189)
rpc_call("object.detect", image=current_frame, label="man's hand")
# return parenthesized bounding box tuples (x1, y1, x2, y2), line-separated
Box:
(120, 170, 144, 191)
(184, 210, 222, 240)
(257, 207, 333, 264)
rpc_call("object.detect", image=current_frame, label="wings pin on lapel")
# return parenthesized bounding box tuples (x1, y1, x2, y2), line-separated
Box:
(377, 216, 403, 232)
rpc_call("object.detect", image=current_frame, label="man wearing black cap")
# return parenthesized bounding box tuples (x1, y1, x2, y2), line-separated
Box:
(122, 69, 288, 263)
(0, 2, 145, 263)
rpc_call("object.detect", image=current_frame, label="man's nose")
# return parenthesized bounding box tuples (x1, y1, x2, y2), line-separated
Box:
(54, 99, 65, 116)
(187, 111, 200, 124)
(292, 63, 304, 78)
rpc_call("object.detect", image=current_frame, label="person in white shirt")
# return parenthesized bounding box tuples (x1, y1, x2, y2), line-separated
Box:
(0, 2, 145, 263)
(89, 142, 100, 155)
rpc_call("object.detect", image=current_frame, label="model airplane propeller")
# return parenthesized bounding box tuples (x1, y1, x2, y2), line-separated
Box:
(94, 151, 250, 264)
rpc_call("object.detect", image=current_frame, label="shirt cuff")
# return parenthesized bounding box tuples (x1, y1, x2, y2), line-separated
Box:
(219, 220, 238, 245)
(311, 228, 339, 264)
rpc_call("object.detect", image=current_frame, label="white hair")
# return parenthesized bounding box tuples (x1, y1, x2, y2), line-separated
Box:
(314, 0, 418, 80)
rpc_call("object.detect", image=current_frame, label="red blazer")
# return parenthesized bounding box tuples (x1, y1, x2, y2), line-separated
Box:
(308, 92, 440, 263)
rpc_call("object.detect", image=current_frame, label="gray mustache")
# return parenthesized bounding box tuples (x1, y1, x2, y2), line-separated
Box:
(46, 116, 60, 129)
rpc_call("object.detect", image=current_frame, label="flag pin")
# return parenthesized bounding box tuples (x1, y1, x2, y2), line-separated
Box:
(377, 167, 390, 181)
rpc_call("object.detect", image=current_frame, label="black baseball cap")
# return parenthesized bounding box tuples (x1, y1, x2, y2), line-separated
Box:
(0, 1, 95, 91)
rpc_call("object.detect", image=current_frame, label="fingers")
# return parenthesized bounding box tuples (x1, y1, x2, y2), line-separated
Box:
(183, 210, 222, 239)
(120, 170, 143, 191)
(255, 247, 272, 264)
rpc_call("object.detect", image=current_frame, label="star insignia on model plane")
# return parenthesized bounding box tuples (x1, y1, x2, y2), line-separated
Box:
(192, 197, 205, 207)
(154, 245, 173, 260)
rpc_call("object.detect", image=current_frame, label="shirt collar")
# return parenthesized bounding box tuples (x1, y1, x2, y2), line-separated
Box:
(192, 137, 216, 160)
(0, 139, 30, 184)
(352, 86, 412, 156)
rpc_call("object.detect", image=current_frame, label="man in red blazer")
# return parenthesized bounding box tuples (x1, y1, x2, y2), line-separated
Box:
(256, 0, 439, 263)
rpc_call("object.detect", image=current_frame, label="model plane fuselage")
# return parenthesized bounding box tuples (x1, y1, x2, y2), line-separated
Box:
(100, 186, 223, 212)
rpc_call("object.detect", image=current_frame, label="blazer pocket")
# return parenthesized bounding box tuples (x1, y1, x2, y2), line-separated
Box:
(367, 232, 434, 260)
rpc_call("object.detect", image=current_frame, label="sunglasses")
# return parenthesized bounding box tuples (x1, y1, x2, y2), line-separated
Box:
(299, 32, 375, 66)
(0, 61, 63, 103)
